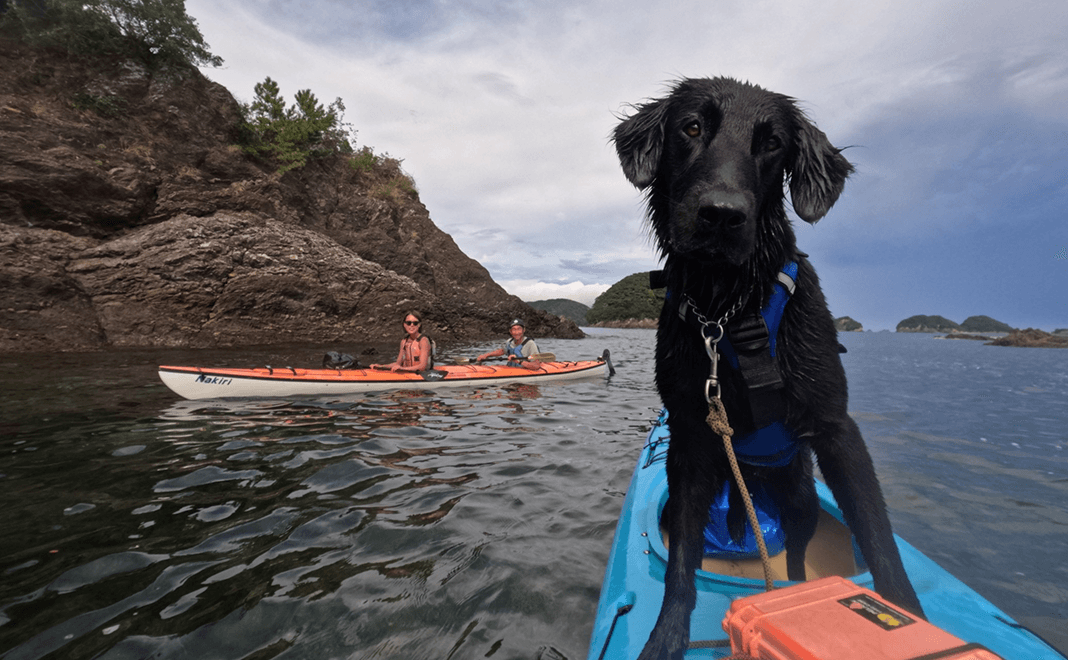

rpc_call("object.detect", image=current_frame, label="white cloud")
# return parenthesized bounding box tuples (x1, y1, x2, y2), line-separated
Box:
(498, 280, 611, 307)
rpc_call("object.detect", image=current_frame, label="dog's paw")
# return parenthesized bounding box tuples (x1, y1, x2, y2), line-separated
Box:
(874, 575, 926, 620)
(638, 622, 690, 660)
(888, 588, 926, 620)
(637, 638, 686, 660)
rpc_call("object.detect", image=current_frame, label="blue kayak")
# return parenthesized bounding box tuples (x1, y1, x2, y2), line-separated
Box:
(587, 409, 1066, 660)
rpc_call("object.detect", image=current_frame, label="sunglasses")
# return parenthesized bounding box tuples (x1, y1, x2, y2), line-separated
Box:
(403, 320, 421, 326)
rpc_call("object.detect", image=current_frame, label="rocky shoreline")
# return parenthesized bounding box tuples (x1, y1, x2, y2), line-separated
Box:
(936, 329, 1068, 348)
(938, 332, 996, 341)
(984, 328, 1068, 349)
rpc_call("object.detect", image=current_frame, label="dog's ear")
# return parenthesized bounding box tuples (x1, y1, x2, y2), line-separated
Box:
(613, 98, 668, 190)
(788, 116, 855, 223)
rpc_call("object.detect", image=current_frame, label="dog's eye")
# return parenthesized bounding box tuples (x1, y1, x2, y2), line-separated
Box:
(684, 122, 701, 138)
(763, 135, 783, 152)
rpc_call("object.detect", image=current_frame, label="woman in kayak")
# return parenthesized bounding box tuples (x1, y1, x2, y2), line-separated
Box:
(476, 318, 542, 370)
(370, 311, 432, 372)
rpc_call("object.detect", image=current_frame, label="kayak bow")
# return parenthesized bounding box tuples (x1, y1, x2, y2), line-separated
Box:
(587, 409, 1066, 660)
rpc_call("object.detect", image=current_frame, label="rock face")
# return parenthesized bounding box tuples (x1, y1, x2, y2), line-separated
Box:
(0, 39, 580, 351)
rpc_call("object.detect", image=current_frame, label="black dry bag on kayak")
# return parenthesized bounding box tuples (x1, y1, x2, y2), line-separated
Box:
(322, 351, 359, 369)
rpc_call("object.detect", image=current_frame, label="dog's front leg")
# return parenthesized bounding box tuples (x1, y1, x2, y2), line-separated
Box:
(639, 442, 721, 660)
(771, 453, 820, 582)
(815, 417, 925, 617)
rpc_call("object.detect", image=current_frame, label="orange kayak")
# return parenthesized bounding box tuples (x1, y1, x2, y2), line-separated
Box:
(158, 351, 614, 400)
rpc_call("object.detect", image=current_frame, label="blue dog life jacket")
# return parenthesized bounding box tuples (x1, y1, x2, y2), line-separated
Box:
(660, 262, 800, 557)
(706, 262, 798, 556)
(715, 261, 800, 469)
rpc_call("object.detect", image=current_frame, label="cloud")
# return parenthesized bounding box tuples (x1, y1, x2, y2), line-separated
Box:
(186, 0, 1068, 330)
(498, 280, 610, 307)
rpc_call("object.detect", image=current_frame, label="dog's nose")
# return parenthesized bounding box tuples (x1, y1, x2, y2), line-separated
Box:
(698, 192, 749, 229)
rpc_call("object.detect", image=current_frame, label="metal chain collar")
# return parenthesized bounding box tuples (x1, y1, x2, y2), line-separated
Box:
(683, 293, 746, 403)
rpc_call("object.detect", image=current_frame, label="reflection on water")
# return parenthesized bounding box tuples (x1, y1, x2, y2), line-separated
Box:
(840, 333, 1068, 650)
(1, 330, 1066, 658)
(1, 332, 659, 660)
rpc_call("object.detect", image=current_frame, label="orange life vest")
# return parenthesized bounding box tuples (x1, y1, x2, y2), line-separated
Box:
(400, 335, 430, 368)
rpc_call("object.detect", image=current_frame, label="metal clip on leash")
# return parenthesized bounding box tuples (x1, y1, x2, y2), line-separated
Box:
(703, 323, 724, 405)
(685, 293, 734, 430)
(701, 321, 734, 441)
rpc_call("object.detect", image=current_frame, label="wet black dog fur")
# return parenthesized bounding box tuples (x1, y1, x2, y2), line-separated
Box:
(613, 77, 924, 660)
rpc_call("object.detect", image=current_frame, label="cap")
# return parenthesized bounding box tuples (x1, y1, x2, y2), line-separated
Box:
(510, 318, 525, 328)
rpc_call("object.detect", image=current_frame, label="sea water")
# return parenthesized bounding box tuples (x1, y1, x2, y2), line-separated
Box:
(0, 329, 1065, 659)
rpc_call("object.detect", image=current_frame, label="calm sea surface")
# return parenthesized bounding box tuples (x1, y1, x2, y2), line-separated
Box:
(1, 329, 1066, 659)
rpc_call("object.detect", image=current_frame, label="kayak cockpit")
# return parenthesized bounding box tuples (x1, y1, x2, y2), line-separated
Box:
(661, 507, 865, 582)
(640, 411, 869, 589)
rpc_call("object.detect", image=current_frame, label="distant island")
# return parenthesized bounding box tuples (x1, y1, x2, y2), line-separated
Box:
(896, 315, 1014, 334)
(896, 315, 961, 333)
(960, 315, 1015, 333)
(896, 315, 1068, 348)
(585, 272, 664, 326)
(835, 316, 863, 332)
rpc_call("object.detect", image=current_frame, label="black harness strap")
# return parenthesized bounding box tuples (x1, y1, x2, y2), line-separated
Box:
(726, 312, 786, 429)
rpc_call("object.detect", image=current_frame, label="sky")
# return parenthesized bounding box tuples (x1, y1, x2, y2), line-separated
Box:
(184, 0, 1068, 331)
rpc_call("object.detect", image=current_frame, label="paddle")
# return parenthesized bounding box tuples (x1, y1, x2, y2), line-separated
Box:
(526, 352, 556, 362)
(453, 353, 556, 364)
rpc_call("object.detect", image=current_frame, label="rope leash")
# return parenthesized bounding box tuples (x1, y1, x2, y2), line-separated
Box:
(699, 305, 776, 593)
(707, 398, 775, 592)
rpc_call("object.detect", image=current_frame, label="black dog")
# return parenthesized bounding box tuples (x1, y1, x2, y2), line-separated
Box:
(614, 77, 923, 659)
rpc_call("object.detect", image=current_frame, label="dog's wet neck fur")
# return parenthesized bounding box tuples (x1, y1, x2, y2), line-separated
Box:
(663, 215, 798, 321)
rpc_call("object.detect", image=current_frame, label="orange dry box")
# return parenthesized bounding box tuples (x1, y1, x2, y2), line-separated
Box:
(722, 576, 1004, 660)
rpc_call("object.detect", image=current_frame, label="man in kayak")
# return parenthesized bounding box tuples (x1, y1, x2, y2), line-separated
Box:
(476, 319, 542, 370)
(370, 311, 433, 373)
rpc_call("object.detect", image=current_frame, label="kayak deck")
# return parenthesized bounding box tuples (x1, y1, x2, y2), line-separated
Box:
(587, 410, 1066, 659)
(159, 355, 611, 400)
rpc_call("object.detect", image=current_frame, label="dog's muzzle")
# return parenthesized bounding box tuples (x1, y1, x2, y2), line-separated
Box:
(670, 188, 757, 261)
(697, 189, 752, 231)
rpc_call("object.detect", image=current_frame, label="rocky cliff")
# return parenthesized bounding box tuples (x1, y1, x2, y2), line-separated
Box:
(0, 39, 581, 352)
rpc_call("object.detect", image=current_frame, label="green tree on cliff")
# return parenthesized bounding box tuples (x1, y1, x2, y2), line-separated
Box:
(240, 77, 355, 173)
(1, 0, 222, 68)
